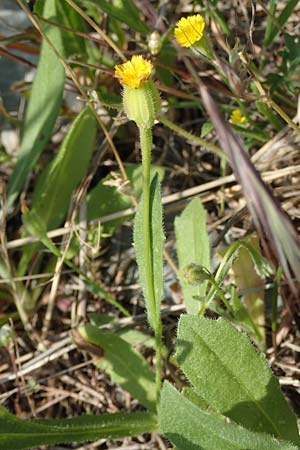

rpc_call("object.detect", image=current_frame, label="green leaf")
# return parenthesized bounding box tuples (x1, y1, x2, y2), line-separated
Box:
(134, 174, 164, 330)
(256, 101, 285, 131)
(79, 323, 156, 412)
(29, 107, 96, 230)
(18, 106, 96, 278)
(201, 121, 214, 138)
(264, 0, 277, 48)
(35, 0, 87, 56)
(231, 234, 266, 344)
(7, 0, 85, 210)
(86, 0, 149, 34)
(264, 0, 299, 47)
(89, 314, 156, 347)
(0, 404, 156, 450)
(175, 198, 210, 314)
(176, 315, 300, 444)
(159, 382, 298, 450)
(205, 239, 273, 310)
(117, 328, 155, 350)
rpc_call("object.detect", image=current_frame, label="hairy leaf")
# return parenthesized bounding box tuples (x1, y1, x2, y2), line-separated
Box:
(159, 382, 298, 450)
(176, 315, 300, 444)
(134, 174, 164, 330)
(0, 405, 156, 450)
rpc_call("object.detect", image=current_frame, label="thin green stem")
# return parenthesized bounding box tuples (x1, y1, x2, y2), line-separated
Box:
(158, 115, 225, 158)
(209, 276, 234, 314)
(139, 127, 163, 402)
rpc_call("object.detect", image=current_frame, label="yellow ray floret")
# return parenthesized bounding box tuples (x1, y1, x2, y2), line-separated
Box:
(230, 109, 246, 125)
(174, 14, 205, 48)
(114, 55, 153, 88)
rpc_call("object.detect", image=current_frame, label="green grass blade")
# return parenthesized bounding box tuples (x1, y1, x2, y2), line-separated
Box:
(198, 81, 300, 295)
(176, 315, 300, 444)
(0, 405, 156, 450)
(7, 0, 86, 210)
(263, 0, 299, 47)
(175, 198, 210, 314)
(17, 106, 96, 279)
(79, 323, 156, 412)
(159, 382, 298, 450)
(29, 107, 96, 230)
(87, 0, 149, 34)
(264, 0, 277, 47)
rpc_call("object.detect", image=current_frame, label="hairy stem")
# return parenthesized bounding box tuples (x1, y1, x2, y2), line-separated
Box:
(158, 115, 224, 158)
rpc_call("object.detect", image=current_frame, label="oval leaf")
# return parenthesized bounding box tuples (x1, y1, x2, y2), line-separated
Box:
(176, 315, 300, 444)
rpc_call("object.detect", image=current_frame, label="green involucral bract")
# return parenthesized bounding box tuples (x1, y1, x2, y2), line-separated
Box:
(181, 263, 211, 286)
(122, 81, 160, 129)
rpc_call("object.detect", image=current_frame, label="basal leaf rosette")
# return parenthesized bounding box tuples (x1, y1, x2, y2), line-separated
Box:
(114, 55, 160, 130)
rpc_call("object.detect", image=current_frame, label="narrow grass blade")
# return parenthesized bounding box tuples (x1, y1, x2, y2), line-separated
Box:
(87, 0, 149, 34)
(264, 0, 299, 48)
(7, 0, 85, 210)
(199, 83, 300, 295)
(264, 0, 277, 47)
(29, 107, 96, 230)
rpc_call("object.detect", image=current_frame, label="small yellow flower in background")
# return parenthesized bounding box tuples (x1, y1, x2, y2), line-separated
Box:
(230, 109, 246, 125)
(114, 55, 153, 89)
(174, 14, 205, 48)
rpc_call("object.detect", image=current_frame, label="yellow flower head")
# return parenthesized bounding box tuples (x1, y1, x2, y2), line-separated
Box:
(230, 109, 246, 125)
(174, 14, 205, 48)
(114, 55, 153, 89)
